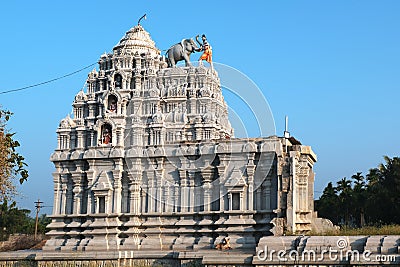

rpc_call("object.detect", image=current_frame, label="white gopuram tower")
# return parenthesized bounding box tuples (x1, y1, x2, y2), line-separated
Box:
(44, 24, 321, 252)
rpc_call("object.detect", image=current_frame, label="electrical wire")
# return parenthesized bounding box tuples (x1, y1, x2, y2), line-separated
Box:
(0, 62, 97, 95)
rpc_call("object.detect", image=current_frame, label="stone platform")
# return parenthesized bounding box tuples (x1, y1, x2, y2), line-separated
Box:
(0, 236, 399, 266)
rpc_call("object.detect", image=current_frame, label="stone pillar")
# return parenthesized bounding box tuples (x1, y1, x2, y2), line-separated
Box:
(187, 171, 195, 212)
(195, 127, 202, 141)
(121, 78, 126, 90)
(227, 192, 232, 210)
(129, 181, 141, 214)
(179, 169, 188, 212)
(116, 129, 122, 146)
(76, 130, 85, 149)
(66, 134, 71, 149)
(240, 191, 244, 211)
(89, 131, 95, 147)
(202, 168, 213, 212)
(217, 165, 226, 211)
(155, 169, 164, 213)
(85, 167, 94, 214)
(147, 170, 156, 212)
(60, 174, 69, 215)
(65, 180, 73, 215)
(174, 183, 180, 212)
(121, 100, 127, 115)
(287, 151, 299, 234)
(141, 185, 147, 213)
(165, 185, 172, 212)
(112, 169, 122, 214)
(264, 179, 272, 210)
(72, 172, 85, 214)
(52, 172, 61, 215)
(246, 162, 256, 210)
(57, 135, 61, 150)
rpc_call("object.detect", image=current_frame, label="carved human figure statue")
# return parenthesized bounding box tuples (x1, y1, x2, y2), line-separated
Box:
(102, 128, 112, 144)
(109, 100, 117, 112)
(196, 34, 212, 65)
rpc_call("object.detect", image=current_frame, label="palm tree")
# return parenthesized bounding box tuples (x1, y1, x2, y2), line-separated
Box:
(351, 172, 366, 227)
(315, 182, 340, 224)
(336, 177, 353, 225)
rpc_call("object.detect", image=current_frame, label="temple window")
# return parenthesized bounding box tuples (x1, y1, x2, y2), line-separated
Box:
(204, 130, 211, 139)
(100, 123, 112, 145)
(59, 135, 69, 150)
(108, 95, 118, 113)
(232, 193, 240, 210)
(152, 130, 161, 145)
(167, 132, 174, 142)
(98, 196, 106, 213)
(74, 107, 83, 119)
(151, 103, 156, 114)
(114, 74, 122, 88)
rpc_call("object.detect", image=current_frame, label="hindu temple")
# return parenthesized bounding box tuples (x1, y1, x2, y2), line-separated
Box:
(43, 22, 332, 252)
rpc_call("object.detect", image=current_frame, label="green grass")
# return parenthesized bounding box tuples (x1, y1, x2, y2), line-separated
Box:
(337, 225, 400, 236)
(309, 224, 400, 236)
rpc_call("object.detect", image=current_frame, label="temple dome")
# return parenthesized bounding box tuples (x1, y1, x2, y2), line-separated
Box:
(113, 25, 160, 56)
(59, 114, 76, 129)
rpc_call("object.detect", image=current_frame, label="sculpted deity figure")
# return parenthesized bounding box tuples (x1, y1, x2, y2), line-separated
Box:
(196, 34, 213, 66)
(102, 128, 112, 144)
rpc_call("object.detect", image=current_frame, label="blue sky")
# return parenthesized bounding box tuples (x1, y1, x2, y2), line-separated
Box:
(0, 1, 399, 214)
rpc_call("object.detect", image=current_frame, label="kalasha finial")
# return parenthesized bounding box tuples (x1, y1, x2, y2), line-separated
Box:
(138, 14, 147, 25)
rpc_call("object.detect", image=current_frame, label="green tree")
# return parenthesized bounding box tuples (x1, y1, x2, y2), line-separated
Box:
(0, 109, 29, 201)
(336, 177, 353, 225)
(351, 172, 366, 227)
(316, 156, 400, 227)
(366, 156, 400, 224)
(314, 182, 340, 224)
(0, 199, 34, 241)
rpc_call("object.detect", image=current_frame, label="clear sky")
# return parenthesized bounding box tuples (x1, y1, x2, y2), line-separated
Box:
(0, 1, 399, 215)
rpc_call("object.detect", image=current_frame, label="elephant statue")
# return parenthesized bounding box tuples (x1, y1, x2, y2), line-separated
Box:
(166, 38, 201, 68)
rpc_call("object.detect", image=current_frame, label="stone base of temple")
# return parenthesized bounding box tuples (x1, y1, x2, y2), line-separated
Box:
(43, 211, 273, 252)
(2, 236, 400, 266)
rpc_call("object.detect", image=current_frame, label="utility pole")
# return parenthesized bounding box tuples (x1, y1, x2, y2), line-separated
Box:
(34, 199, 43, 240)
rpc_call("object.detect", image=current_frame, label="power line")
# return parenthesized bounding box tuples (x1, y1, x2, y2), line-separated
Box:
(0, 62, 97, 95)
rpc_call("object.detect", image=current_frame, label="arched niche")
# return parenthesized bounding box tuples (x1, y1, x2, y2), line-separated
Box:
(114, 73, 122, 88)
(100, 123, 113, 145)
(107, 95, 118, 113)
